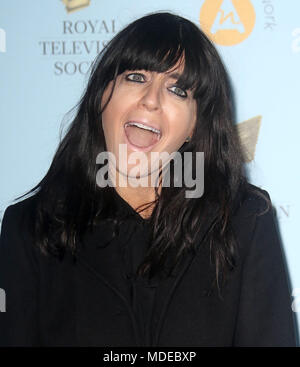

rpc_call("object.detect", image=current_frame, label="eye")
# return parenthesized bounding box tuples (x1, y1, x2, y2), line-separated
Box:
(168, 85, 187, 98)
(125, 73, 146, 83)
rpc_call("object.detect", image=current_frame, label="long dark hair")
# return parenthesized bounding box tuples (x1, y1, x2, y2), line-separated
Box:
(18, 12, 256, 290)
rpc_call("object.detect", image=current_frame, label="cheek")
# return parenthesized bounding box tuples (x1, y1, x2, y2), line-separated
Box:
(169, 108, 195, 136)
(162, 106, 196, 150)
(101, 94, 120, 135)
(101, 88, 131, 129)
(101, 107, 118, 153)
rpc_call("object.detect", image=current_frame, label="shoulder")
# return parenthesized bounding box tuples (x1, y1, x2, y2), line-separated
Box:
(1, 194, 38, 236)
(234, 183, 271, 219)
(2, 194, 38, 217)
(1, 194, 74, 267)
(231, 183, 276, 257)
(0, 194, 41, 269)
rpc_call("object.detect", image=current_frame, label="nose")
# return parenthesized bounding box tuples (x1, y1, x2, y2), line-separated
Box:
(138, 80, 162, 112)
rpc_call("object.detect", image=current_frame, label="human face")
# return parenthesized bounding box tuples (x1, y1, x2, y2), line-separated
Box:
(101, 62, 197, 179)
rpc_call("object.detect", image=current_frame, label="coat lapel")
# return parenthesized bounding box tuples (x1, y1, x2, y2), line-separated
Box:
(77, 220, 135, 307)
(150, 213, 218, 346)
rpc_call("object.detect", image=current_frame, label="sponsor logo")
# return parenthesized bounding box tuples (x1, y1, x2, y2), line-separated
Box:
(237, 116, 262, 163)
(199, 0, 256, 46)
(262, 0, 276, 31)
(38, 19, 116, 75)
(61, 0, 90, 13)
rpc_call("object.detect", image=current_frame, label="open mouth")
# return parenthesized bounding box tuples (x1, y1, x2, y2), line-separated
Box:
(124, 121, 161, 150)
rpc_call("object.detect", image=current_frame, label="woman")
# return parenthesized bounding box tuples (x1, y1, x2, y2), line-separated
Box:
(0, 12, 297, 347)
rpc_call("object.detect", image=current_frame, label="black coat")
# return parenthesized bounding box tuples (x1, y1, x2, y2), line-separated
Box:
(0, 185, 298, 347)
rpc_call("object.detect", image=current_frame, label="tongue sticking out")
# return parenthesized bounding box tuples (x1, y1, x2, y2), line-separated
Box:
(124, 125, 160, 148)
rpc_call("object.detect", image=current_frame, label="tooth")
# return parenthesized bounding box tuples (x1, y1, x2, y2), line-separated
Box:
(125, 121, 160, 134)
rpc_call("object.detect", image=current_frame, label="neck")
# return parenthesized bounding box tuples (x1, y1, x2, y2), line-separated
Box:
(115, 185, 158, 219)
(110, 165, 162, 219)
